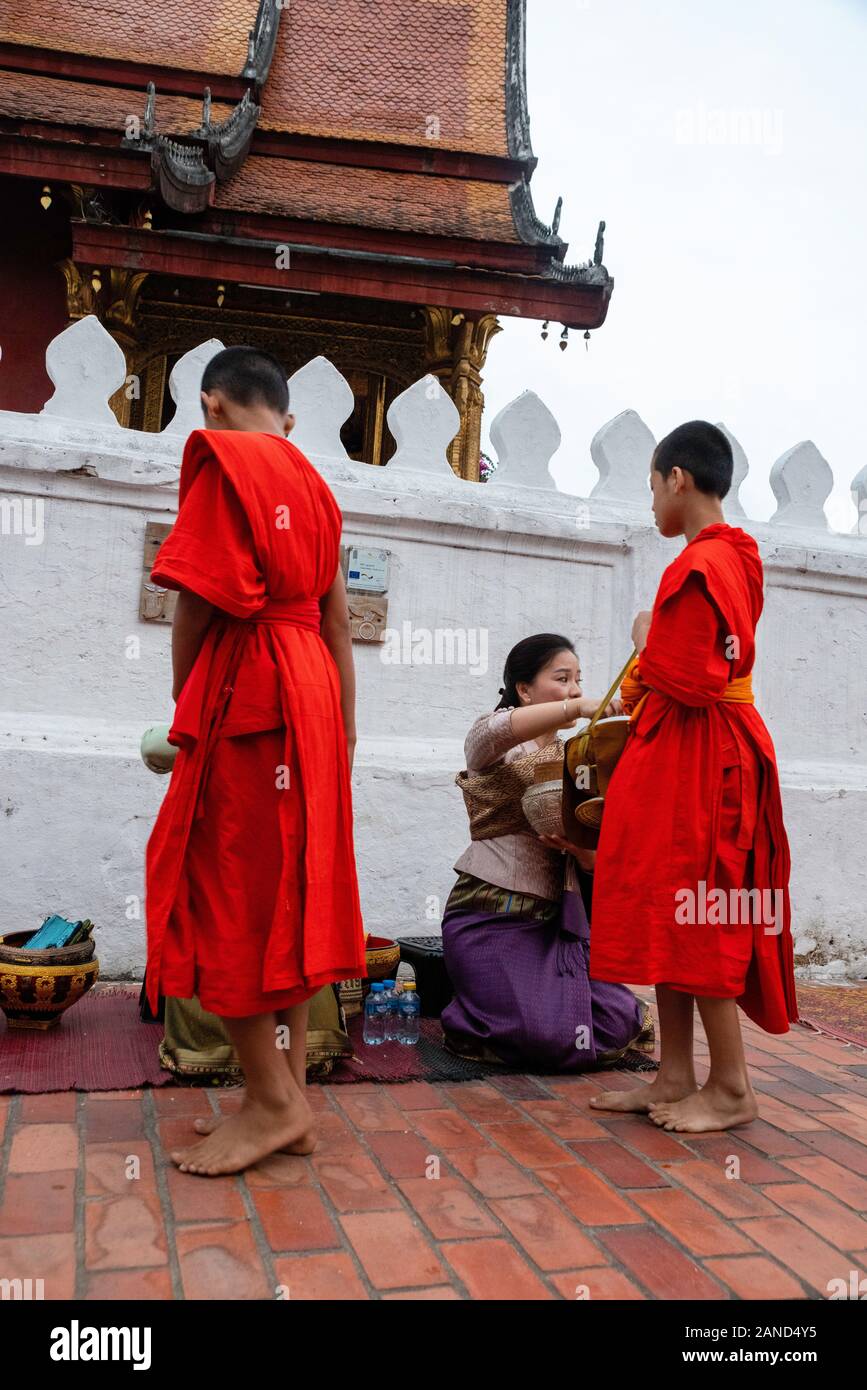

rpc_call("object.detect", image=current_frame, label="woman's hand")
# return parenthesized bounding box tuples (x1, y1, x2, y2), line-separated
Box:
(537, 834, 597, 871)
(576, 695, 623, 720)
(631, 610, 653, 653)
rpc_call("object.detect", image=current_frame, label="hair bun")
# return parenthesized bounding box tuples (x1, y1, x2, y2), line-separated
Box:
(498, 686, 505, 695)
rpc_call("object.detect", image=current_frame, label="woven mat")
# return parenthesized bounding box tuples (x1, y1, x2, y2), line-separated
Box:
(796, 982, 867, 1050)
(0, 983, 656, 1093)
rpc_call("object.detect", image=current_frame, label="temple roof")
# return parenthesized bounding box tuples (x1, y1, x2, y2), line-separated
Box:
(0, 0, 613, 328)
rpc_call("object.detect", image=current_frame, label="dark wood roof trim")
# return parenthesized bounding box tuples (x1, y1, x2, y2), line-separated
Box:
(241, 0, 281, 91)
(506, 0, 533, 162)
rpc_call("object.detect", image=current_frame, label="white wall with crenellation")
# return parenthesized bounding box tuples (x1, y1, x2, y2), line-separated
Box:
(1, 317, 865, 981)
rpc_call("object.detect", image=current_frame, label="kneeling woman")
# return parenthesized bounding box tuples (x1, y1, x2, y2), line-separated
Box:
(441, 633, 653, 1071)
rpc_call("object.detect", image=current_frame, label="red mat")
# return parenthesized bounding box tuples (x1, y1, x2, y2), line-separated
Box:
(0, 986, 171, 1093)
(0, 983, 657, 1092)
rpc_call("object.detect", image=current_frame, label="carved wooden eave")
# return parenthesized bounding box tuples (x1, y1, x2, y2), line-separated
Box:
(150, 137, 215, 214)
(509, 178, 567, 251)
(207, 90, 261, 182)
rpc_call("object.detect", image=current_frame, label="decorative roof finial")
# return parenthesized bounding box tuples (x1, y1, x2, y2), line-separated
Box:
(143, 82, 156, 139)
(201, 87, 212, 133)
(552, 197, 563, 236)
(594, 219, 606, 266)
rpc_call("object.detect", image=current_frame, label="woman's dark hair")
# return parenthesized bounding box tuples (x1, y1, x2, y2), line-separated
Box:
(495, 633, 576, 710)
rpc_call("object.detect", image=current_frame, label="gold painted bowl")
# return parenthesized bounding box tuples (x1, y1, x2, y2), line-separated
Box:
(0, 932, 100, 1029)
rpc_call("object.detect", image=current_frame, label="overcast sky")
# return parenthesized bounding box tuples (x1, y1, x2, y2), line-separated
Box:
(482, 0, 867, 531)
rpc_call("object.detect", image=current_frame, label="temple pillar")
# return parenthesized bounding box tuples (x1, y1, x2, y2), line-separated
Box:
(422, 307, 501, 480)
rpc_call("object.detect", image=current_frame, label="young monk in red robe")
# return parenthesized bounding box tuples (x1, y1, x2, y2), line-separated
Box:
(588, 421, 797, 1133)
(145, 346, 366, 1175)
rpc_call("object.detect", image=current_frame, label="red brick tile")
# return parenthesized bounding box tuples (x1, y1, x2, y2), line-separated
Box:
(442, 1237, 553, 1299)
(253, 1186, 341, 1253)
(736, 1215, 865, 1296)
(488, 1074, 550, 1101)
(684, 1134, 799, 1182)
(447, 1147, 541, 1198)
(9, 1123, 77, 1173)
(755, 1095, 829, 1132)
(340, 1210, 447, 1290)
(382, 1286, 462, 1299)
(760, 1183, 867, 1250)
(535, 1164, 644, 1226)
(489, 1193, 606, 1271)
(549, 1267, 646, 1300)
(764, 1063, 850, 1097)
(87, 1090, 143, 1101)
(85, 1191, 169, 1270)
(780, 1154, 867, 1210)
(391, 1081, 450, 1110)
(157, 1117, 200, 1154)
(754, 1079, 843, 1114)
(413, 1109, 490, 1151)
(664, 1159, 778, 1218)
(799, 1128, 867, 1176)
(518, 1100, 608, 1140)
(244, 1152, 314, 1189)
(84, 1098, 148, 1142)
(823, 1093, 867, 1119)
(151, 1087, 214, 1117)
(632, 1188, 756, 1256)
(333, 1090, 408, 1131)
(166, 1165, 247, 1223)
(19, 1093, 77, 1123)
(812, 1110, 867, 1145)
(84, 1268, 175, 1300)
(596, 1115, 694, 1162)
(483, 1121, 572, 1168)
(704, 1254, 806, 1300)
(0, 1232, 76, 1299)
(442, 1083, 521, 1124)
(598, 1228, 727, 1300)
(176, 1220, 272, 1300)
(365, 1128, 439, 1179)
(398, 1176, 499, 1240)
(308, 1109, 365, 1157)
(569, 1139, 671, 1189)
(720, 1119, 812, 1158)
(313, 1154, 401, 1212)
(0, 1170, 76, 1236)
(85, 1140, 157, 1198)
(272, 1251, 370, 1300)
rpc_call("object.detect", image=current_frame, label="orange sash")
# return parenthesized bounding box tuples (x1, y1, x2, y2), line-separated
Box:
(621, 656, 754, 721)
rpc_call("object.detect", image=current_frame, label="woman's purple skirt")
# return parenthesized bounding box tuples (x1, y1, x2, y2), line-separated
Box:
(441, 881, 648, 1072)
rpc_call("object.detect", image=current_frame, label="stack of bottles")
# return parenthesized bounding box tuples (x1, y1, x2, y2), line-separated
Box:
(362, 977, 421, 1046)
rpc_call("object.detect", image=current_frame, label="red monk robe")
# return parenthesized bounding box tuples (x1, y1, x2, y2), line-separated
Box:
(145, 429, 366, 1018)
(589, 523, 798, 1034)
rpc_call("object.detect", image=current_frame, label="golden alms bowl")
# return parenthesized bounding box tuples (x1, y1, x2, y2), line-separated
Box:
(0, 931, 99, 1030)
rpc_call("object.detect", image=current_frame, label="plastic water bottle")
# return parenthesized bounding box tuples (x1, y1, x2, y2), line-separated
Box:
(363, 982, 388, 1045)
(398, 982, 421, 1045)
(382, 978, 401, 1041)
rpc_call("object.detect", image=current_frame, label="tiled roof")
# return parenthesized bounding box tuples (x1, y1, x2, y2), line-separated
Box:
(214, 154, 520, 242)
(259, 0, 510, 156)
(0, 70, 232, 134)
(0, 0, 259, 76)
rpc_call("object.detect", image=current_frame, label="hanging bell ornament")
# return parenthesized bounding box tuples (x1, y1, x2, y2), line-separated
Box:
(40, 185, 52, 211)
(559, 326, 569, 352)
(216, 283, 226, 307)
(142, 207, 153, 230)
(90, 268, 102, 294)
(584, 330, 591, 352)
(541, 320, 549, 342)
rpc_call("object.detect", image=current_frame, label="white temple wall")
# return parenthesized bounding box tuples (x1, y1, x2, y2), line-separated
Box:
(0, 318, 865, 979)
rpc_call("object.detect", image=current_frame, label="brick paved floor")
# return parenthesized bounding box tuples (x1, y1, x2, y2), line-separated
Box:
(2, 1001, 867, 1300)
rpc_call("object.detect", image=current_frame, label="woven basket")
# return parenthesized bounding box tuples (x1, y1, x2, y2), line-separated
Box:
(521, 779, 565, 837)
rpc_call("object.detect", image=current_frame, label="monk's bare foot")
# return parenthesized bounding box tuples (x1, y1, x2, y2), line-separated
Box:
(172, 1095, 314, 1176)
(648, 1083, 758, 1133)
(589, 1074, 697, 1114)
(194, 1107, 317, 1154)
